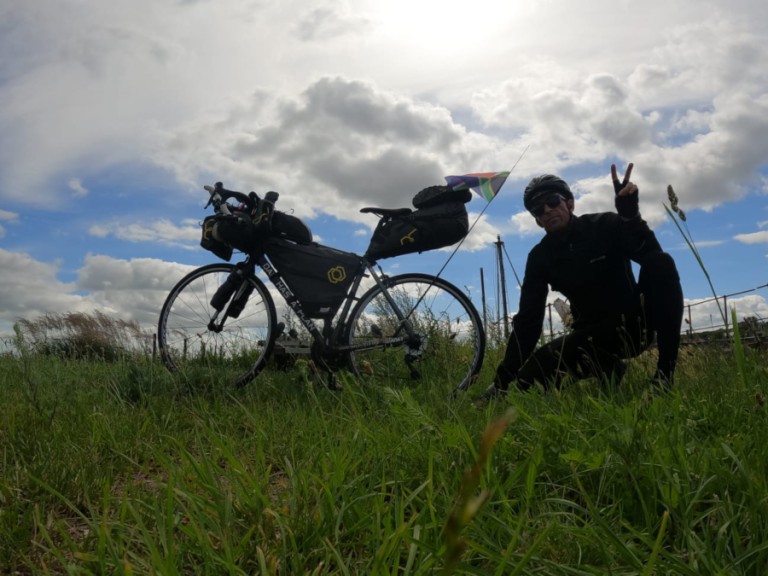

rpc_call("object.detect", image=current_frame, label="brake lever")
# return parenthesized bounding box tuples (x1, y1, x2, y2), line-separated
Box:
(203, 185, 215, 208)
(204, 182, 226, 211)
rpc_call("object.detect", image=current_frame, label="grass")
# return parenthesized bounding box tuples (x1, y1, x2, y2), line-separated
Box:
(1, 345, 768, 575)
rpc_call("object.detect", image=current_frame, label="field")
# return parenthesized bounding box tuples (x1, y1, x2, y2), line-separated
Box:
(2, 343, 768, 575)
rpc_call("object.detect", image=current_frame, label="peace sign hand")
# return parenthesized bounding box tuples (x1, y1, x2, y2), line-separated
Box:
(611, 162, 640, 219)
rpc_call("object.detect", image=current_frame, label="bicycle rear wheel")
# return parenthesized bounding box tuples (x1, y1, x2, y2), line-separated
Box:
(345, 273, 485, 395)
(158, 263, 277, 387)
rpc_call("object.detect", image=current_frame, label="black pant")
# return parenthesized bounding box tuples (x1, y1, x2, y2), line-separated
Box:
(499, 251, 683, 391)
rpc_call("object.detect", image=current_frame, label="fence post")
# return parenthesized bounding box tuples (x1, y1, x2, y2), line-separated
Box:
(687, 305, 692, 337)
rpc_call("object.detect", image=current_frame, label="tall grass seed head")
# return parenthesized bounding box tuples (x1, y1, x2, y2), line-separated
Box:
(667, 184, 687, 221)
(667, 185, 679, 210)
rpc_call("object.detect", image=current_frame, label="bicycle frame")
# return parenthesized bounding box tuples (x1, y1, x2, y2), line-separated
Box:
(198, 182, 428, 357)
(246, 250, 420, 356)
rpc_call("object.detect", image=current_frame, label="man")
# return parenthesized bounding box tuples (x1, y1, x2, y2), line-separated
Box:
(482, 163, 684, 398)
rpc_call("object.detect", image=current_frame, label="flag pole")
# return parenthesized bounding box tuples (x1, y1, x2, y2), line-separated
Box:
(431, 145, 529, 280)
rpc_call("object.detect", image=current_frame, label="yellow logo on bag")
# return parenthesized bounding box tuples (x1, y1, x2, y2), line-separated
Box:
(400, 228, 417, 245)
(202, 220, 215, 241)
(327, 266, 347, 284)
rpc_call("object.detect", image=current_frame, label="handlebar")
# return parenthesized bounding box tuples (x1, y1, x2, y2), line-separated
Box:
(204, 182, 279, 215)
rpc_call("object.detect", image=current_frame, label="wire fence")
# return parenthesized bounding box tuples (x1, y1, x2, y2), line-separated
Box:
(482, 281, 768, 347)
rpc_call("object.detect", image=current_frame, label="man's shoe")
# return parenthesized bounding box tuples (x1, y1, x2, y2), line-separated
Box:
(647, 369, 673, 398)
(477, 383, 508, 404)
(600, 360, 627, 389)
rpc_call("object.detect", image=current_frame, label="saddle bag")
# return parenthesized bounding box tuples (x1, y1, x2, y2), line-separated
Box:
(264, 238, 361, 318)
(364, 200, 469, 261)
(364, 185, 471, 260)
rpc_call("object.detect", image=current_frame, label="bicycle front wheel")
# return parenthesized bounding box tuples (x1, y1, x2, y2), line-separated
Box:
(345, 273, 485, 395)
(158, 263, 277, 387)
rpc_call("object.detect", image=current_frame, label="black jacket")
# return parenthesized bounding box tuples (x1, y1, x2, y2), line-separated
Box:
(505, 212, 662, 372)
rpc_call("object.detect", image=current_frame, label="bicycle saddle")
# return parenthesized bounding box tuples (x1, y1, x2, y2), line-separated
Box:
(359, 207, 413, 217)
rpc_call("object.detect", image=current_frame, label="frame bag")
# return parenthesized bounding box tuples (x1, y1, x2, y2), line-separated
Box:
(265, 238, 360, 318)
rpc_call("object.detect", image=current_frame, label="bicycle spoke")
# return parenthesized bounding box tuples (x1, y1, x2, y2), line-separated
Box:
(346, 273, 484, 395)
(158, 264, 277, 387)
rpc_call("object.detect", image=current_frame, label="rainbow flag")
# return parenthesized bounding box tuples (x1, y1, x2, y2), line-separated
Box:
(445, 171, 510, 202)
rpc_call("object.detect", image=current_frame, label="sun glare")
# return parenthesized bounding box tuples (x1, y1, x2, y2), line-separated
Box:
(366, 0, 517, 50)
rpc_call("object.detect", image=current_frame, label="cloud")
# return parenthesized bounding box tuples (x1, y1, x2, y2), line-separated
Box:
(674, 240, 725, 249)
(156, 76, 510, 224)
(468, 13, 768, 227)
(2, 0, 766, 227)
(68, 178, 88, 198)
(0, 249, 196, 333)
(734, 231, 768, 244)
(89, 218, 200, 248)
(0, 249, 87, 328)
(458, 211, 501, 252)
(75, 254, 196, 326)
(294, 5, 371, 41)
(684, 294, 768, 333)
(0, 210, 18, 239)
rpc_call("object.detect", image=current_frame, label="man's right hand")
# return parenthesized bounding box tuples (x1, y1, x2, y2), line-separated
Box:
(611, 163, 639, 218)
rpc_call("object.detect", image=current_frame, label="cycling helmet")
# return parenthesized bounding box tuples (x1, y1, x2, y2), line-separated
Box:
(523, 175, 573, 212)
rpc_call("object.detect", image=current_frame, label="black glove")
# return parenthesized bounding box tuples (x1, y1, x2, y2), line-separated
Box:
(615, 191, 639, 219)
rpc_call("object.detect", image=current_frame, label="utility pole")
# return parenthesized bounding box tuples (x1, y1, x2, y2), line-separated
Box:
(480, 267, 487, 330)
(495, 235, 510, 339)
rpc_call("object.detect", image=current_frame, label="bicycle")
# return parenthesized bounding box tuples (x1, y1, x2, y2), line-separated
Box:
(157, 182, 486, 395)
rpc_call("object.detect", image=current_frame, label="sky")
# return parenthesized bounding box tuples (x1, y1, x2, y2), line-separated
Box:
(1, 0, 768, 347)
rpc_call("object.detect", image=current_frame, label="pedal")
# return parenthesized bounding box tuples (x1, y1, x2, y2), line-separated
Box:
(327, 374, 343, 391)
(404, 355, 421, 380)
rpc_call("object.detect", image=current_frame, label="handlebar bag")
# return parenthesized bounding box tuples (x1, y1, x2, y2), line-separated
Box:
(200, 209, 274, 258)
(200, 215, 235, 261)
(364, 201, 469, 261)
(264, 238, 361, 318)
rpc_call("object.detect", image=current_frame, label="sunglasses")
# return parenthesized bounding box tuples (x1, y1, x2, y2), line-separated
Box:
(530, 194, 566, 217)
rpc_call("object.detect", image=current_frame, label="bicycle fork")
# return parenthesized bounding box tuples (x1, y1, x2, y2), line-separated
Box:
(208, 266, 254, 332)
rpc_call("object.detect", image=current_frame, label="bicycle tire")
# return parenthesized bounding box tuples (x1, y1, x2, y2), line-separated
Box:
(158, 263, 277, 387)
(344, 273, 485, 395)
